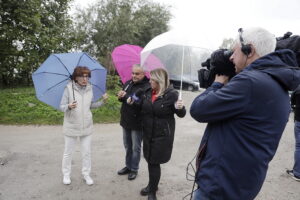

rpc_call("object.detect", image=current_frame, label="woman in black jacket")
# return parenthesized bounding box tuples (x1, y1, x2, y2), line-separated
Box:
(129, 68, 186, 200)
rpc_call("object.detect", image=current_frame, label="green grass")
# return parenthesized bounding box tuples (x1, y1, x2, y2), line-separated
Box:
(0, 87, 121, 125)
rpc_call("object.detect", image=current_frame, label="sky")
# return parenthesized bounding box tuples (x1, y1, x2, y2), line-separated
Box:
(71, 0, 300, 48)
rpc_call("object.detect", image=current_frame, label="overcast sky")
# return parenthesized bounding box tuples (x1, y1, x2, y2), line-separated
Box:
(72, 0, 300, 48)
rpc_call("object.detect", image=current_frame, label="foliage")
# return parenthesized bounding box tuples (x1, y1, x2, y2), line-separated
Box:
(0, 0, 171, 88)
(0, 0, 76, 87)
(73, 0, 171, 73)
(92, 92, 121, 123)
(106, 74, 122, 92)
(0, 87, 121, 125)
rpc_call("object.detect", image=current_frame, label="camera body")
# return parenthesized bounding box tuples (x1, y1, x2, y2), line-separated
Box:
(198, 49, 236, 89)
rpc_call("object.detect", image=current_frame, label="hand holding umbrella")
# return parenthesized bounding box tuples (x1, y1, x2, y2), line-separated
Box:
(102, 93, 109, 103)
(68, 101, 77, 109)
(175, 99, 184, 109)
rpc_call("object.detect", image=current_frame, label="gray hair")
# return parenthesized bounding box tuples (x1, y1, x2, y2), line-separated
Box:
(150, 68, 169, 96)
(132, 64, 144, 71)
(236, 27, 276, 57)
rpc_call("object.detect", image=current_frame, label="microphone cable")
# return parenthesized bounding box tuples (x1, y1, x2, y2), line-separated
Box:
(182, 152, 198, 200)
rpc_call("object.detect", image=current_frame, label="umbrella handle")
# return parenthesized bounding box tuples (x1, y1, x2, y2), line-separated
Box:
(179, 46, 184, 101)
(72, 80, 76, 101)
(179, 91, 182, 100)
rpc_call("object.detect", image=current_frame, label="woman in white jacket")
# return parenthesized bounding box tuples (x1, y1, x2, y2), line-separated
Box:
(60, 66, 108, 185)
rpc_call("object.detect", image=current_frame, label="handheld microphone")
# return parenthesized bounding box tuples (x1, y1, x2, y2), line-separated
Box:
(131, 88, 143, 101)
(132, 94, 139, 101)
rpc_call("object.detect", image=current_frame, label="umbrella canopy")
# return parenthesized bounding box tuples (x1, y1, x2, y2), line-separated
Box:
(32, 52, 107, 110)
(141, 30, 215, 98)
(112, 44, 163, 84)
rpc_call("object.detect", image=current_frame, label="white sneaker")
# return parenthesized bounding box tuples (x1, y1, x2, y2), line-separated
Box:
(63, 176, 71, 185)
(83, 175, 94, 185)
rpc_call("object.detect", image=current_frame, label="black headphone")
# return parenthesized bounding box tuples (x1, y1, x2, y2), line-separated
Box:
(238, 28, 252, 56)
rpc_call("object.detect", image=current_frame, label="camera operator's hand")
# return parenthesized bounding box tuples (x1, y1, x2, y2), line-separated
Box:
(215, 74, 229, 85)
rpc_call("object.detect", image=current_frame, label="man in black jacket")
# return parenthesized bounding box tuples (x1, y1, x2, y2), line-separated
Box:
(117, 64, 150, 180)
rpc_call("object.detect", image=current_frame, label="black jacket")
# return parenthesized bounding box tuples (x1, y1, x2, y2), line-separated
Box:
(140, 87, 186, 164)
(119, 77, 150, 130)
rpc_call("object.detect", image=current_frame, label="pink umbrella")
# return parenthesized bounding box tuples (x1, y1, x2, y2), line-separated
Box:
(111, 44, 164, 84)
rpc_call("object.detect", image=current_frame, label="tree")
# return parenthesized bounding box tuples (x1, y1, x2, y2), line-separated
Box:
(220, 38, 235, 49)
(73, 0, 171, 73)
(0, 0, 75, 87)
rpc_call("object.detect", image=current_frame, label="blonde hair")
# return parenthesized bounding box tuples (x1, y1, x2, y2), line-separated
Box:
(150, 68, 169, 96)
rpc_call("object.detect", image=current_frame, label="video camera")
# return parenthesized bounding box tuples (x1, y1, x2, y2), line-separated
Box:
(198, 49, 236, 89)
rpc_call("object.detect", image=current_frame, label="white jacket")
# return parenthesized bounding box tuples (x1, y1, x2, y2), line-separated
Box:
(61, 82, 94, 137)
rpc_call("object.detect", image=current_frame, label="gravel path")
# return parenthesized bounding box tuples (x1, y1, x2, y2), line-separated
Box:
(0, 90, 299, 200)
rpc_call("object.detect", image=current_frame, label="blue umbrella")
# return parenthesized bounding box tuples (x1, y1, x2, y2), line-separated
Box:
(32, 52, 107, 110)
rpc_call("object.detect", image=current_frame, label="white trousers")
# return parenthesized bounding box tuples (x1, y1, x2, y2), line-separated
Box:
(62, 135, 92, 176)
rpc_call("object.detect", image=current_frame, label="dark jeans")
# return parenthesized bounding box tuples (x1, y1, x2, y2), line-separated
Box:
(122, 128, 142, 172)
(148, 163, 161, 192)
(293, 120, 300, 177)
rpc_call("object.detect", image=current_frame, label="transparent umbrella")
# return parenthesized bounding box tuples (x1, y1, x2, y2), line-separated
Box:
(141, 29, 216, 99)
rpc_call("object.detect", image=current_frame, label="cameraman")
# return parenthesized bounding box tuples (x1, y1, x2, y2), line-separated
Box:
(190, 27, 300, 200)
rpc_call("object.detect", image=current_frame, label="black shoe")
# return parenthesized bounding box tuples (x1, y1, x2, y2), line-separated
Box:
(118, 167, 131, 175)
(140, 185, 158, 196)
(140, 185, 151, 196)
(128, 171, 137, 180)
(286, 169, 300, 181)
(148, 192, 157, 200)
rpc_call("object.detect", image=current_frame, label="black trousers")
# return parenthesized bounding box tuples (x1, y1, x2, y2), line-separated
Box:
(148, 163, 161, 192)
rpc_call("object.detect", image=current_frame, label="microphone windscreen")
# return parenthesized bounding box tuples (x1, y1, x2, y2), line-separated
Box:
(135, 88, 143, 97)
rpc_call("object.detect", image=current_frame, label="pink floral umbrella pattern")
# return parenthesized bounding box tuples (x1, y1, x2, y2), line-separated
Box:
(111, 44, 164, 84)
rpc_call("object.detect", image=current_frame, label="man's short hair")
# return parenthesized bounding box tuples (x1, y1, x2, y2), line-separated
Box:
(236, 27, 276, 57)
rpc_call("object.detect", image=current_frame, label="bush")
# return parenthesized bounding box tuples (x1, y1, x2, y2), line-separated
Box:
(0, 87, 121, 125)
(106, 75, 122, 92)
(93, 91, 121, 123)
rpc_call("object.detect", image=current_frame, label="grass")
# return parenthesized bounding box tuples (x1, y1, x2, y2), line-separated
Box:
(0, 87, 121, 125)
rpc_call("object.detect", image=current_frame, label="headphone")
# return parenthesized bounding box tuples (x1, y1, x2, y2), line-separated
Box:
(238, 28, 252, 56)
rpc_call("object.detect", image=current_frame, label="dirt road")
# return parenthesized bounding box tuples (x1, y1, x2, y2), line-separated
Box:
(0, 91, 299, 200)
